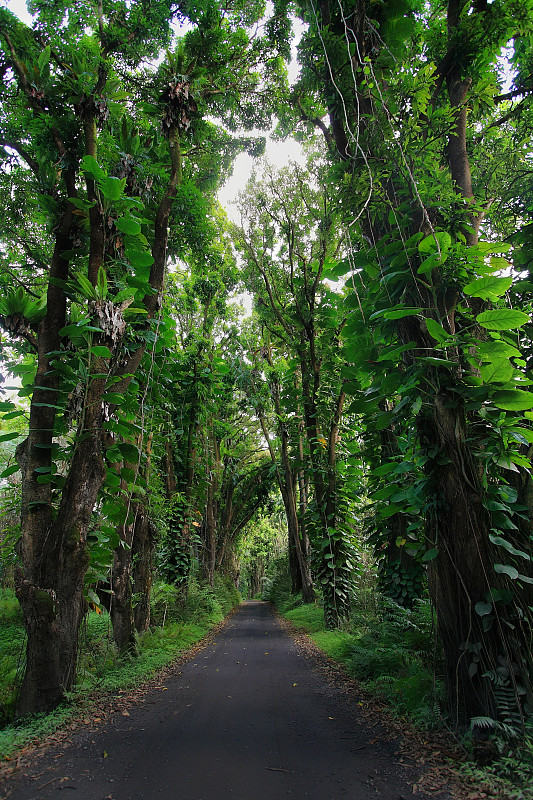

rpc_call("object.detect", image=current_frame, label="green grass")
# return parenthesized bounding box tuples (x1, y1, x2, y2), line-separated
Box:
(0, 577, 240, 761)
(284, 604, 325, 633)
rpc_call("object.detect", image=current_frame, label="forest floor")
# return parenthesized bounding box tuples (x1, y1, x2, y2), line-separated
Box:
(0, 600, 446, 800)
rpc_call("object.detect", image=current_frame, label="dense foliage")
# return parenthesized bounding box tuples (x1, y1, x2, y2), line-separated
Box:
(1, 3, 533, 782)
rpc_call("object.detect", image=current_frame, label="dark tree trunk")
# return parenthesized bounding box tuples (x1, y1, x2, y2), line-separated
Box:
(16, 432, 106, 715)
(13, 118, 180, 714)
(257, 407, 315, 603)
(300, 352, 349, 628)
(424, 395, 502, 723)
(110, 531, 137, 655)
(288, 532, 302, 594)
(201, 435, 220, 586)
(132, 505, 155, 633)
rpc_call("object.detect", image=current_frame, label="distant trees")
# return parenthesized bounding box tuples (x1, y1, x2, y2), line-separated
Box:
(236, 165, 356, 627)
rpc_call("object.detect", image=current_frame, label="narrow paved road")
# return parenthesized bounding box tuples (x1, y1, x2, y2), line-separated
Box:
(2, 602, 426, 800)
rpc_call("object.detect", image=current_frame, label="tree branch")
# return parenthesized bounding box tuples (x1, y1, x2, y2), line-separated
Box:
(0, 138, 39, 174)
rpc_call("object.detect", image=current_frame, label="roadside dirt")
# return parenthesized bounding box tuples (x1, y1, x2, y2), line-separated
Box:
(0, 602, 459, 800)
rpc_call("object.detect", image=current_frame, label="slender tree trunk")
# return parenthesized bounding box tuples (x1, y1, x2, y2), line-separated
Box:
(299, 352, 349, 627)
(132, 504, 154, 633)
(257, 407, 314, 603)
(109, 522, 137, 655)
(203, 478, 218, 586)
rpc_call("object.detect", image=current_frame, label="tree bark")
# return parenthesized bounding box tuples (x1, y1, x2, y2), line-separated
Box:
(132, 504, 155, 633)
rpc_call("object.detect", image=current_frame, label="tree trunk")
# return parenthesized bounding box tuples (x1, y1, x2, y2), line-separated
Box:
(16, 434, 106, 715)
(257, 407, 315, 603)
(300, 354, 349, 627)
(288, 530, 303, 594)
(109, 528, 137, 655)
(132, 504, 155, 633)
(424, 395, 500, 722)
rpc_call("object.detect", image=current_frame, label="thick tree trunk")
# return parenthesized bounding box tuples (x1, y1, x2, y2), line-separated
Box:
(377, 415, 424, 607)
(424, 395, 502, 723)
(14, 120, 179, 714)
(16, 434, 106, 715)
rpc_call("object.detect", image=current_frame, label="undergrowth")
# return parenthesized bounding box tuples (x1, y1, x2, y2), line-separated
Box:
(0, 576, 240, 761)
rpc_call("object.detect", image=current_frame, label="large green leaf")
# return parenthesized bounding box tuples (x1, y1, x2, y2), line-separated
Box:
(118, 442, 140, 463)
(492, 389, 533, 411)
(126, 247, 154, 268)
(104, 469, 121, 489)
(418, 231, 451, 255)
(1, 464, 20, 478)
(0, 431, 22, 443)
(81, 155, 106, 180)
(464, 276, 512, 299)
(480, 358, 513, 384)
(476, 309, 529, 330)
(383, 307, 420, 320)
(101, 177, 126, 202)
(116, 217, 142, 236)
(91, 345, 112, 358)
(489, 533, 530, 561)
(425, 318, 450, 343)
(494, 563, 519, 580)
(477, 340, 520, 359)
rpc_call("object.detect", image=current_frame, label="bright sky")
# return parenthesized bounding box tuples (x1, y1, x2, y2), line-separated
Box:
(3, 0, 306, 223)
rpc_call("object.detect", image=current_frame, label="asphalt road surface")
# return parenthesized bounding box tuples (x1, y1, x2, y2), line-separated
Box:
(2, 602, 427, 800)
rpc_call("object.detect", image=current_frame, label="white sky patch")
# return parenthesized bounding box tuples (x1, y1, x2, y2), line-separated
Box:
(218, 138, 306, 224)
(4, 0, 30, 22)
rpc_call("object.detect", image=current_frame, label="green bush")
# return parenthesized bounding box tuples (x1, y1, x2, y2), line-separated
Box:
(0, 590, 24, 724)
(150, 576, 240, 628)
(0, 588, 20, 622)
(350, 643, 406, 681)
(213, 574, 241, 613)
